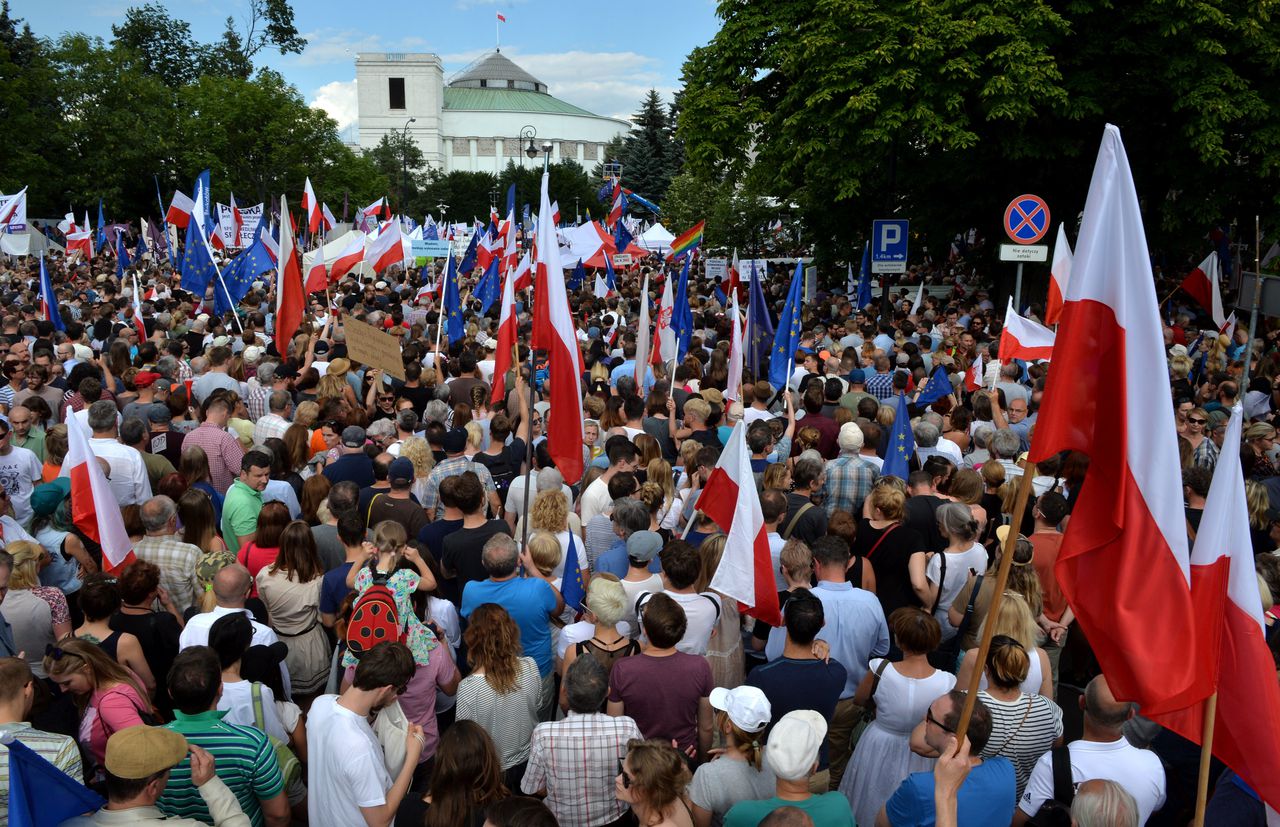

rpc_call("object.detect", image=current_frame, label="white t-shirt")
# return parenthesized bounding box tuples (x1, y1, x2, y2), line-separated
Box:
(0, 445, 42, 526)
(1019, 737, 1167, 825)
(637, 590, 722, 656)
(307, 694, 394, 826)
(742, 407, 775, 426)
(926, 544, 989, 639)
(218, 679, 288, 743)
(768, 532, 787, 592)
(578, 476, 613, 526)
(619, 574, 663, 629)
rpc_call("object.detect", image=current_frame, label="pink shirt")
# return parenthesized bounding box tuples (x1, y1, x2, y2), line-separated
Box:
(82, 682, 149, 774)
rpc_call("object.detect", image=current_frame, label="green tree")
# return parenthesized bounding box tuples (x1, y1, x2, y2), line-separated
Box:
(663, 169, 772, 254)
(363, 132, 428, 212)
(111, 3, 201, 87)
(0, 2, 65, 203)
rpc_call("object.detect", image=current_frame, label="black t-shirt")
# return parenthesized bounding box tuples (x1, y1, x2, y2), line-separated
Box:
(441, 520, 513, 606)
(398, 384, 433, 417)
(109, 609, 181, 717)
(782, 492, 828, 546)
(850, 518, 927, 619)
(472, 438, 525, 504)
(904, 494, 947, 553)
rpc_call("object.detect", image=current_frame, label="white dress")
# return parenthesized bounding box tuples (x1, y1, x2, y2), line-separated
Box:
(839, 659, 957, 827)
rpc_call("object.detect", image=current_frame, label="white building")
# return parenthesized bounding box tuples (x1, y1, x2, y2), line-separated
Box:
(355, 50, 631, 175)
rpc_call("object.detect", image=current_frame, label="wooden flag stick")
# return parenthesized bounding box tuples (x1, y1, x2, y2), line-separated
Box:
(1192, 693, 1219, 827)
(952, 461, 1038, 750)
(1160, 284, 1182, 308)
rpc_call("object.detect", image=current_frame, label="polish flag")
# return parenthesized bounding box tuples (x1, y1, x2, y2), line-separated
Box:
(130, 275, 148, 341)
(62, 414, 134, 574)
(1180, 251, 1229, 331)
(304, 236, 328, 293)
(492, 255, 519, 402)
(502, 205, 520, 278)
(302, 177, 321, 233)
(511, 250, 532, 292)
(697, 420, 781, 627)
(320, 203, 338, 234)
(726, 288, 744, 402)
(367, 220, 405, 274)
(1028, 124, 1209, 714)
(274, 195, 305, 356)
(229, 192, 245, 242)
(497, 12, 506, 22)
(0, 186, 26, 226)
(1151, 407, 1280, 821)
(652, 273, 675, 366)
(909, 280, 924, 316)
(66, 231, 94, 258)
(531, 169, 585, 484)
(999, 298, 1055, 362)
(329, 236, 365, 283)
(728, 248, 741, 295)
(1044, 223, 1073, 325)
(166, 190, 194, 229)
(476, 226, 500, 273)
(550, 201, 561, 225)
(965, 352, 985, 392)
(208, 210, 227, 251)
(634, 270, 652, 388)
(57, 213, 77, 235)
(608, 178, 624, 227)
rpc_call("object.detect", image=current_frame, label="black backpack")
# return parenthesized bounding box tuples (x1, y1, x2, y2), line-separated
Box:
(474, 452, 517, 502)
(1030, 747, 1076, 827)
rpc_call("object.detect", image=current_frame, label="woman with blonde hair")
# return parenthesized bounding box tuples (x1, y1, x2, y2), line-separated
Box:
(761, 462, 791, 492)
(1183, 405, 1218, 470)
(616, 739, 694, 827)
(948, 532, 1043, 651)
(5, 540, 73, 677)
(689, 686, 774, 827)
(974, 635, 1063, 797)
(854, 482, 928, 619)
(696, 534, 744, 689)
(322, 358, 360, 409)
(292, 400, 320, 431)
(400, 436, 436, 503)
(43, 637, 156, 783)
(558, 574, 638, 710)
(528, 488, 587, 581)
(1246, 479, 1274, 554)
(463, 420, 483, 457)
(457, 603, 542, 789)
(954, 591, 1053, 697)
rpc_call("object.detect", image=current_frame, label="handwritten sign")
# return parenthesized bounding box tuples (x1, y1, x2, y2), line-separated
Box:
(341, 317, 405, 381)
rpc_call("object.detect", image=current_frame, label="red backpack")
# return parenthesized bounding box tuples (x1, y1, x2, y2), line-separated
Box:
(345, 568, 406, 658)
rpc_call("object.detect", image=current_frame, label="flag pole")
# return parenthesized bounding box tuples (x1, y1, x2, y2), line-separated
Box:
(198, 226, 245, 334)
(1192, 693, 1219, 827)
(1159, 284, 1181, 308)
(1239, 215, 1264, 393)
(952, 462, 1038, 750)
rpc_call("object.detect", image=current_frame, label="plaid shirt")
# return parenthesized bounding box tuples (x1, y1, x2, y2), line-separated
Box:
(133, 534, 202, 615)
(181, 422, 245, 495)
(420, 455, 496, 516)
(520, 712, 642, 827)
(865, 371, 895, 401)
(245, 379, 271, 422)
(1192, 437, 1219, 471)
(822, 454, 880, 516)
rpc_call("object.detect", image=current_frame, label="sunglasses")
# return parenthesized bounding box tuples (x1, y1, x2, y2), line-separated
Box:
(1188, 418, 1207, 425)
(617, 758, 632, 789)
(926, 708, 955, 734)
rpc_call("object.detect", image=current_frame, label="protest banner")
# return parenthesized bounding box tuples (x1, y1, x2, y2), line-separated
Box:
(342, 316, 405, 380)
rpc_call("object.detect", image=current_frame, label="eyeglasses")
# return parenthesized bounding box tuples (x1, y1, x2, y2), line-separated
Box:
(926, 708, 955, 734)
(1188, 418, 1207, 425)
(617, 758, 632, 789)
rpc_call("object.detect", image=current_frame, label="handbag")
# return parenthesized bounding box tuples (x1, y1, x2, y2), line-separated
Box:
(250, 682, 302, 788)
(373, 698, 412, 777)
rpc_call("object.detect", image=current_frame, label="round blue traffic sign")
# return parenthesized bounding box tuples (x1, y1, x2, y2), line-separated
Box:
(1003, 194, 1050, 244)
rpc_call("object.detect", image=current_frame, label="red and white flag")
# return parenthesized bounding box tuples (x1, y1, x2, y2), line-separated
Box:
(304, 236, 328, 293)
(329, 235, 365, 283)
(726, 288, 744, 402)
(697, 420, 780, 626)
(320, 203, 337, 234)
(999, 298, 1056, 362)
(1029, 124, 1209, 715)
(65, 231, 94, 258)
(229, 192, 245, 241)
(634, 270, 652, 388)
(0, 186, 26, 226)
(608, 178, 624, 227)
(130, 275, 148, 341)
(652, 273, 676, 366)
(1045, 223, 1073, 325)
(62, 414, 134, 574)
(302, 177, 321, 233)
(492, 253, 519, 402)
(496, 11, 506, 22)
(367, 220, 405, 274)
(1180, 251, 1228, 331)
(1151, 406, 1280, 821)
(728, 248, 741, 295)
(511, 249, 532, 292)
(166, 190, 194, 229)
(965, 352, 985, 393)
(275, 195, 305, 356)
(531, 169, 585, 484)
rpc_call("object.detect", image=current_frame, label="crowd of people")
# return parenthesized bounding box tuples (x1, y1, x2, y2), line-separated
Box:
(0, 242, 1271, 827)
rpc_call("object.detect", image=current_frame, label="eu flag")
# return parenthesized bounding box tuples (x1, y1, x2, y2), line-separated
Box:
(882, 392, 916, 480)
(560, 534, 586, 614)
(135, 227, 148, 261)
(915, 366, 953, 406)
(673, 257, 693, 360)
(5, 736, 104, 826)
(443, 250, 463, 344)
(746, 261, 774, 379)
(179, 209, 218, 297)
(216, 221, 275, 317)
(475, 257, 500, 316)
(457, 230, 481, 275)
(115, 230, 132, 280)
(768, 262, 804, 391)
(506, 184, 516, 222)
(603, 253, 617, 293)
(614, 217, 633, 255)
(568, 259, 585, 292)
(96, 199, 107, 251)
(857, 241, 873, 311)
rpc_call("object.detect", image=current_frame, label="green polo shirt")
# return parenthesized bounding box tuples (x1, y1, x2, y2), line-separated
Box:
(12, 429, 45, 462)
(157, 709, 283, 827)
(221, 478, 263, 551)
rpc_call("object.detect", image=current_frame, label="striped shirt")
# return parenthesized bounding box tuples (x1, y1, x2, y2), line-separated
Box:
(157, 709, 284, 827)
(0, 722, 83, 826)
(521, 712, 642, 827)
(978, 690, 1064, 799)
(455, 656, 542, 771)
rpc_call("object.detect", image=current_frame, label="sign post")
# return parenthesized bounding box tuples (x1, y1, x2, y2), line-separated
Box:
(1002, 194, 1050, 310)
(872, 219, 909, 320)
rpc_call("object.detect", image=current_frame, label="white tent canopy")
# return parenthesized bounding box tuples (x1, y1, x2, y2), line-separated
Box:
(0, 230, 63, 257)
(636, 223, 674, 256)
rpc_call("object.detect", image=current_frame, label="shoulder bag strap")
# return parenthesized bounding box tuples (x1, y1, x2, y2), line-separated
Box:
(869, 657, 891, 697)
(250, 681, 266, 732)
(864, 524, 899, 560)
(367, 493, 383, 527)
(930, 551, 948, 615)
(954, 573, 985, 642)
(1051, 745, 1076, 806)
(782, 502, 815, 540)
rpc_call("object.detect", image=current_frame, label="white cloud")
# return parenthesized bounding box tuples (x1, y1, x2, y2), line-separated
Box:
(290, 29, 431, 68)
(310, 79, 359, 131)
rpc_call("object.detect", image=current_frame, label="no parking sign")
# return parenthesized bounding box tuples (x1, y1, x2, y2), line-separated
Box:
(1003, 194, 1050, 244)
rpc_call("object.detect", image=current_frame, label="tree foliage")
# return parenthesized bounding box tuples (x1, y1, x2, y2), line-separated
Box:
(679, 0, 1280, 262)
(663, 170, 774, 255)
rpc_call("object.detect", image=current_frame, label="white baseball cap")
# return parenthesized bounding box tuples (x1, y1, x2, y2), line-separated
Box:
(765, 710, 827, 781)
(709, 686, 771, 733)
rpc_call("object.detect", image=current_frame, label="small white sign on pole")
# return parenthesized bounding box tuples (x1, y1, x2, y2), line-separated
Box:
(998, 244, 1049, 263)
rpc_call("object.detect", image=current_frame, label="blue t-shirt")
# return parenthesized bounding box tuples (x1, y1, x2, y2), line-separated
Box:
(461, 577, 558, 677)
(723, 792, 855, 827)
(885, 756, 1016, 827)
(319, 563, 354, 616)
(417, 518, 464, 562)
(593, 543, 661, 579)
(745, 657, 846, 769)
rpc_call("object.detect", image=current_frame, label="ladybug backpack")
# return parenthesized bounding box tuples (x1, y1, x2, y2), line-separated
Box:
(346, 566, 406, 658)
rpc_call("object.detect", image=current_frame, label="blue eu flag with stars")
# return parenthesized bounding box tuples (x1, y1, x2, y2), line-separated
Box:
(882, 392, 916, 480)
(560, 534, 586, 614)
(444, 251, 464, 344)
(475, 257, 500, 316)
(216, 222, 275, 317)
(746, 262, 774, 379)
(768, 261, 804, 391)
(857, 241, 873, 311)
(673, 257, 693, 360)
(568, 259, 586, 292)
(179, 211, 217, 297)
(914, 366, 953, 406)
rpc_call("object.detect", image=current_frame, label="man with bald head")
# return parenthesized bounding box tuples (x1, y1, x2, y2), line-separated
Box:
(1015, 675, 1166, 825)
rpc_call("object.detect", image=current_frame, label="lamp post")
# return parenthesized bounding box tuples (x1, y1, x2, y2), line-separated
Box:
(400, 117, 416, 215)
(519, 125, 537, 168)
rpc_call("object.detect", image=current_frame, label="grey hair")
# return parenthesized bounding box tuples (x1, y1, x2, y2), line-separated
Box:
(87, 400, 118, 433)
(424, 399, 451, 425)
(395, 409, 418, 433)
(912, 421, 940, 448)
(610, 497, 650, 538)
(990, 428, 1022, 460)
(256, 362, 277, 384)
(1070, 780, 1139, 827)
(564, 653, 610, 714)
(155, 355, 179, 379)
(432, 384, 452, 402)
(920, 411, 943, 429)
(936, 501, 979, 542)
(140, 495, 177, 533)
(119, 417, 148, 447)
(1000, 361, 1020, 379)
(972, 423, 996, 450)
(480, 533, 519, 577)
(366, 418, 395, 440)
(268, 389, 291, 414)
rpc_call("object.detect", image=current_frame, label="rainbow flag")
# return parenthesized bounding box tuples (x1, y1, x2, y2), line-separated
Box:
(667, 220, 705, 261)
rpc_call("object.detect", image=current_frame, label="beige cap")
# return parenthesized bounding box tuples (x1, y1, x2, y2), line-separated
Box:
(104, 725, 188, 779)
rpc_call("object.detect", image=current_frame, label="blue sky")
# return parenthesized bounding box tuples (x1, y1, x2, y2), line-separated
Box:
(12, 0, 723, 132)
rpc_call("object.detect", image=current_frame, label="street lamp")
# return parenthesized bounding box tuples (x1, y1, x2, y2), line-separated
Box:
(519, 125, 537, 165)
(400, 117, 416, 215)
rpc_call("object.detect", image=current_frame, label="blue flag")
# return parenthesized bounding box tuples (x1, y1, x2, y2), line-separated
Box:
(95, 199, 107, 251)
(475, 257, 500, 316)
(560, 534, 586, 613)
(194, 169, 212, 229)
(614, 215, 632, 253)
(180, 209, 218, 297)
(746, 261, 774, 379)
(673, 257, 693, 360)
(457, 230, 481, 275)
(713, 285, 728, 306)
(39, 256, 65, 333)
(444, 251, 463, 344)
(768, 262, 804, 390)
(216, 221, 275, 316)
(5, 736, 104, 826)
(114, 230, 132, 280)
(506, 184, 516, 221)
(857, 241, 873, 311)
(568, 259, 586, 292)
(882, 392, 916, 480)
(603, 254, 617, 293)
(915, 366, 953, 406)
(423, 221, 437, 241)
(135, 226, 148, 261)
